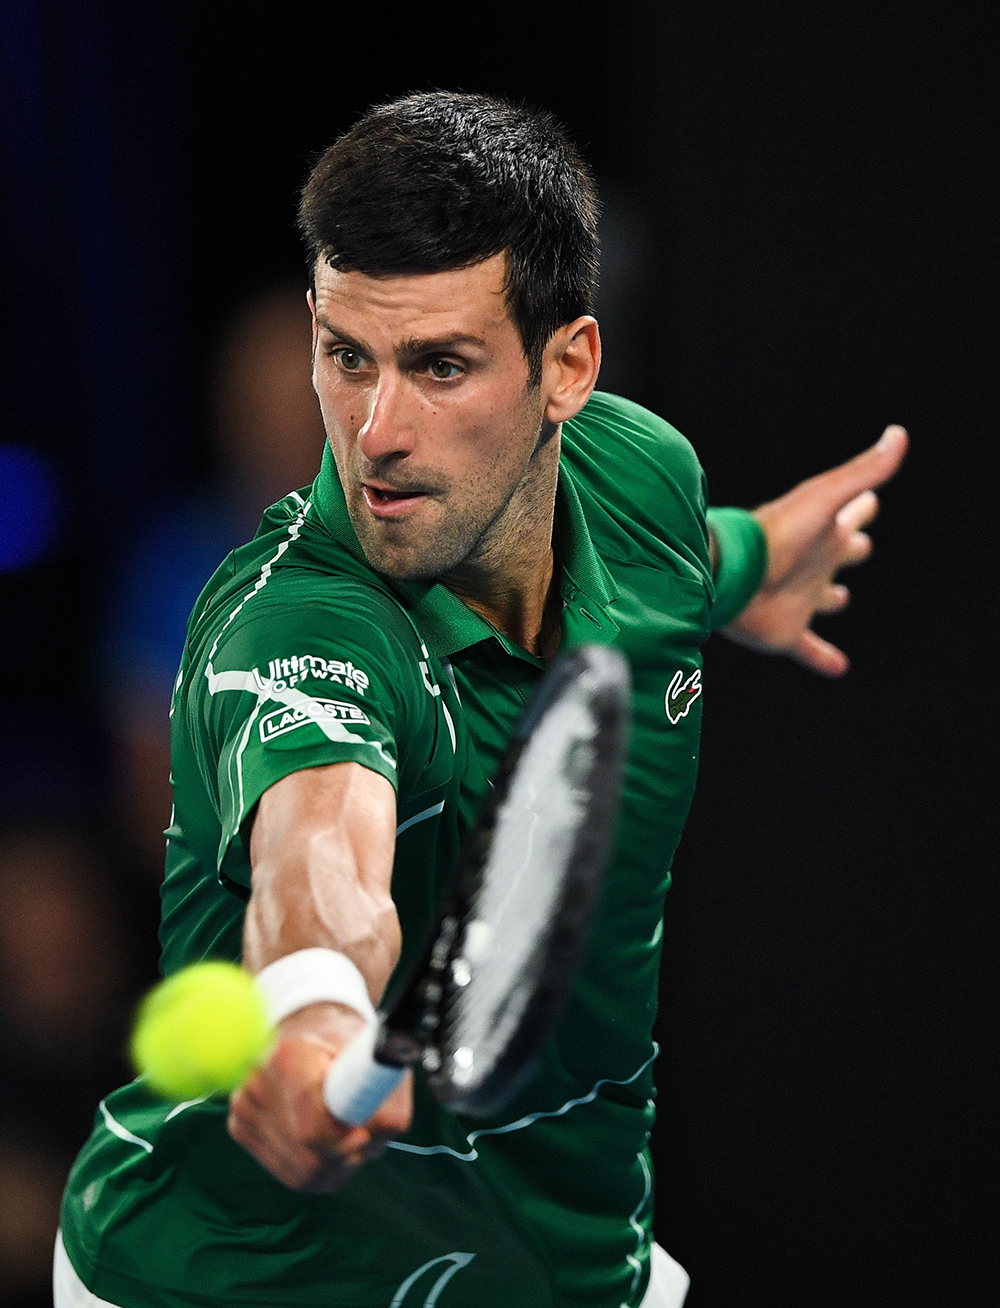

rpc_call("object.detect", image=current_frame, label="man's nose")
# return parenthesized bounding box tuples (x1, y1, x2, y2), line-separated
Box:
(357, 373, 415, 463)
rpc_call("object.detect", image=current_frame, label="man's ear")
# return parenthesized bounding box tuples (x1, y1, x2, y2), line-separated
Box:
(542, 317, 601, 426)
(307, 288, 318, 357)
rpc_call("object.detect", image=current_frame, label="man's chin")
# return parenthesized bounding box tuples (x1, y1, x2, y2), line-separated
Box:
(367, 554, 449, 583)
(348, 502, 484, 583)
(353, 532, 461, 583)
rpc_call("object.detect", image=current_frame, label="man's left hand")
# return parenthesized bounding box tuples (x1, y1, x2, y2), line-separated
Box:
(722, 425, 908, 676)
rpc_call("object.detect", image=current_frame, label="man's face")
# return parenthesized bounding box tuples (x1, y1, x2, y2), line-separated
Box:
(310, 253, 549, 580)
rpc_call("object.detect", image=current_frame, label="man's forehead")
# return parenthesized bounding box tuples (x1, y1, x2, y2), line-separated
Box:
(312, 253, 512, 337)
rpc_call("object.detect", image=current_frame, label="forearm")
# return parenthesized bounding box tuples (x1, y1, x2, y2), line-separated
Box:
(229, 762, 410, 1191)
(243, 762, 400, 1005)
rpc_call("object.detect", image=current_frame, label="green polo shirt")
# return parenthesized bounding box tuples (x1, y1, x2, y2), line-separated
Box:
(61, 391, 765, 1308)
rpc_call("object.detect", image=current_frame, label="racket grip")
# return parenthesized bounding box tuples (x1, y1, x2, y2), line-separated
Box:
(322, 1019, 405, 1126)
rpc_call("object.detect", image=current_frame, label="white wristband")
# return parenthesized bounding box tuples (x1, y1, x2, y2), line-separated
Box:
(255, 948, 377, 1027)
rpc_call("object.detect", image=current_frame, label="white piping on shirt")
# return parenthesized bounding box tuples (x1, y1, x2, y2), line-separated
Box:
(388, 1046, 658, 1162)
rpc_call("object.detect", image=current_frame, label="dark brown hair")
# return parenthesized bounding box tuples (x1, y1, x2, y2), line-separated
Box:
(298, 91, 600, 384)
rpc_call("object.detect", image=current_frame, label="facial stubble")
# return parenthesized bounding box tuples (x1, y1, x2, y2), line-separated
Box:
(343, 411, 558, 584)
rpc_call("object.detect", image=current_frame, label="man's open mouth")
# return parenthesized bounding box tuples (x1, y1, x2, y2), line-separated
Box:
(367, 485, 421, 501)
(362, 483, 430, 517)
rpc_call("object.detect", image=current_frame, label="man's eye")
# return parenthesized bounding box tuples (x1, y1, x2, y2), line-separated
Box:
(427, 359, 461, 380)
(333, 348, 364, 371)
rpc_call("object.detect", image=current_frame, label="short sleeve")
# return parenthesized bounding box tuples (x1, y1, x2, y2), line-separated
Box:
(193, 589, 420, 889)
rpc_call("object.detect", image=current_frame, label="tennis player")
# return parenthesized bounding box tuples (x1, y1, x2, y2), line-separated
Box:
(56, 92, 906, 1308)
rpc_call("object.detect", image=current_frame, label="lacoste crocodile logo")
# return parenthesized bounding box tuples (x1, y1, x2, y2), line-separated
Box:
(665, 668, 702, 724)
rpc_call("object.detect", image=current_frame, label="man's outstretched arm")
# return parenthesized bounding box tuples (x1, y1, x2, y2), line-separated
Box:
(228, 761, 412, 1192)
(713, 424, 909, 675)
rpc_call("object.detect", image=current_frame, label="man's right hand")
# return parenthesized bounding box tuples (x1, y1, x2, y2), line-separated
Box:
(227, 1001, 413, 1193)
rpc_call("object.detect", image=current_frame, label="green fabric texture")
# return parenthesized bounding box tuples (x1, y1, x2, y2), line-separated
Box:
(706, 505, 768, 629)
(61, 392, 764, 1308)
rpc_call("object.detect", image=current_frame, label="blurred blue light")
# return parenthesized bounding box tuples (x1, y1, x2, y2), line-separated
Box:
(0, 444, 62, 571)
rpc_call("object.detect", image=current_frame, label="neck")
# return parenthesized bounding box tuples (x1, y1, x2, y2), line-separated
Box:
(442, 430, 562, 659)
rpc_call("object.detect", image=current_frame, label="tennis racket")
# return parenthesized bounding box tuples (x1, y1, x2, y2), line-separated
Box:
(323, 642, 630, 1126)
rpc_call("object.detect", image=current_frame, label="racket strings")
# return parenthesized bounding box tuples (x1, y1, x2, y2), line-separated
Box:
(444, 691, 599, 1087)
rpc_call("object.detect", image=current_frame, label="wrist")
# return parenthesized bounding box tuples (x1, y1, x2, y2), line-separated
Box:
(255, 947, 377, 1028)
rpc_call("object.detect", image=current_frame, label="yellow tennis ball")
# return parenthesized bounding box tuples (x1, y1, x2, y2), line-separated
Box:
(130, 961, 273, 1099)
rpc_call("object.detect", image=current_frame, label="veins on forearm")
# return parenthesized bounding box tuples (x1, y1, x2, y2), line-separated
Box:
(243, 830, 401, 1005)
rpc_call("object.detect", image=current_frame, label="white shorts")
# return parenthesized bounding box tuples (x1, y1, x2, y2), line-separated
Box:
(54, 1234, 119, 1308)
(640, 1242, 690, 1307)
(55, 1229, 689, 1307)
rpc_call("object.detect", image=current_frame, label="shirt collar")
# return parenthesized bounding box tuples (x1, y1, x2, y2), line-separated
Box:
(310, 440, 619, 662)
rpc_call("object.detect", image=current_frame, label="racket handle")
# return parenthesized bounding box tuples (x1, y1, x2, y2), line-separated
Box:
(322, 1019, 405, 1126)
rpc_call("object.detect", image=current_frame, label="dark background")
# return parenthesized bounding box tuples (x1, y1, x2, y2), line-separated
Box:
(0, 2, 993, 1304)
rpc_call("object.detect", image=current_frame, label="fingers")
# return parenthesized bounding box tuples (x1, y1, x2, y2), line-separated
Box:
(810, 424, 908, 516)
(228, 1035, 374, 1192)
(839, 529, 873, 568)
(791, 629, 850, 678)
(815, 583, 849, 614)
(836, 489, 879, 532)
(226, 1033, 413, 1193)
(229, 1080, 368, 1190)
(229, 1092, 342, 1189)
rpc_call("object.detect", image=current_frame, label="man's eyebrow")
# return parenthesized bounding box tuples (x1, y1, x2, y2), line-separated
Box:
(315, 317, 368, 352)
(315, 318, 488, 359)
(399, 334, 488, 357)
